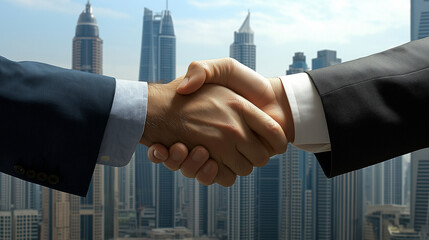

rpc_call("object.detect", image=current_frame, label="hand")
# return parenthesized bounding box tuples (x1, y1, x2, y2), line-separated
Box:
(140, 77, 287, 186)
(148, 58, 294, 186)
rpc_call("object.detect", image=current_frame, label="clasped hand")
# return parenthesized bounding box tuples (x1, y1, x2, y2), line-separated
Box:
(140, 58, 294, 187)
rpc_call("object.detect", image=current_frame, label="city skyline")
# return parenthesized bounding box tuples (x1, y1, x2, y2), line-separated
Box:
(0, 0, 410, 80)
(0, 0, 423, 239)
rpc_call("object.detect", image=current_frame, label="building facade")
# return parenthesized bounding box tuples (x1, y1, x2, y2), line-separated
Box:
(411, 149, 429, 232)
(135, 8, 176, 231)
(286, 52, 308, 75)
(311, 50, 341, 70)
(411, 0, 429, 40)
(255, 156, 280, 240)
(42, 3, 118, 239)
(332, 170, 364, 240)
(230, 12, 256, 71)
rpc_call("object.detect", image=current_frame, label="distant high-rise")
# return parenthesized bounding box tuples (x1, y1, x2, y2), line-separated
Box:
(310, 50, 341, 240)
(286, 52, 308, 75)
(118, 155, 136, 211)
(138, 7, 176, 83)
(255, 156, 280, 240)
(72, 1, 102, 74)
(411, 0, 429, 40)
(332, 170, 364, 240)
(228, 173, 256, 240)
(43, 3, 118, 239)
(155, 164, 175, 228)
(0, 209, 39, 239)
(312, 50, 341, 70)
(313, 161, 333, 240)
(364, 157, 403, 206)
(411, 149, 429, 232)
(135, 7, 176, 221)
(230, 12, 256, 70)
(384, 157, 403, 205)
(279, 147, 315, 240)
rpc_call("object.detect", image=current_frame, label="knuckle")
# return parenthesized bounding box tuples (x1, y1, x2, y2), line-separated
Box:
(188, 60, 201, 70)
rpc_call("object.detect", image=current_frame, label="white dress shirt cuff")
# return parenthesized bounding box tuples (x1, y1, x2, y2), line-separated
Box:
(97, 79, 148, 167)
(280, 73, 331, 153)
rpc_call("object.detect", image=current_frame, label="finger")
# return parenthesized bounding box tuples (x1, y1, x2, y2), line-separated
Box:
(240, 100, 287, 157)
(162, 142, 189, 171)
(177, 58, 273, 107)
(214, 162, 237, 187)
(196, 159, 218, 186)
(180, 146, 210, 178)
(235, 130, 270, 168)
(148, 144, 169, 164)
(222, 149, 254, 177)
(177, 58, 236, 95)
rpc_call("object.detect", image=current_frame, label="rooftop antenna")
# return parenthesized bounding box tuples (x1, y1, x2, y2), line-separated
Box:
(166, 0, 168, 10)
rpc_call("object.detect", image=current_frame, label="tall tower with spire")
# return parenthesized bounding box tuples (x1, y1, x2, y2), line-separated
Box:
(72, 0, 103, 74)
(135, 3, 176, 230)
(230, 12, 256, 70)
(42, 2, 118, 240)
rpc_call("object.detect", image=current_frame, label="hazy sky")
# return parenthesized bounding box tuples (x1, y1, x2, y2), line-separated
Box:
(0, 0, 410, 80)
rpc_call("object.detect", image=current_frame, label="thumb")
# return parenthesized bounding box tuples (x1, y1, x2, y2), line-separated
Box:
(176, 58, 234, 95)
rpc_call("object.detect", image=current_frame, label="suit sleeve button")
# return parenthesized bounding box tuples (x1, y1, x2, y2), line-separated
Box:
(13, 165, 25, 175)
(37, 172, 48, 182)
(48, 175, 60, 185)
(26, 170, 36, 179)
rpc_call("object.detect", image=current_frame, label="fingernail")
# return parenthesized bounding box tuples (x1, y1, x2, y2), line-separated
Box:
(178, 77, 189, 89)
(192, 148, 206, 162)
(154, 150, 166, 161)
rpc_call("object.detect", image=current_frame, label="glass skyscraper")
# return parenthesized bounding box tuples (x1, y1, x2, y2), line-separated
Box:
(42, 3, 119, 239)
(255, 156, 280, 240)
(136, 6, 176, 229)
(286, 52, 308, 75)
(411, 149, 429, 232)
(411, 0, 429, 40)
(230, 12, 256, 71)
(228, 13, 256, 240)
(312, 50, 341, 70)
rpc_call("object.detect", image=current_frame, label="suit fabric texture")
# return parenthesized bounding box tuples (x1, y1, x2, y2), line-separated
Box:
(307, 37, 429, 178)
(0, 56, 115, 196)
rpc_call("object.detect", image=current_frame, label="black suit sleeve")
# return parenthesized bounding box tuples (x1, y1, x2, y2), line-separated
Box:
(0, 56, 115, 196)
(306, 37, 429, 178)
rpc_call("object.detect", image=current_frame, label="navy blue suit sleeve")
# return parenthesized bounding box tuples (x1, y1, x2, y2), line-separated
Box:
(0, 56, 115, 196)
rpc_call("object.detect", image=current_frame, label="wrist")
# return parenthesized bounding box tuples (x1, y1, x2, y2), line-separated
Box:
(269, 77, 295, 143)
(140, 83, 171, 146)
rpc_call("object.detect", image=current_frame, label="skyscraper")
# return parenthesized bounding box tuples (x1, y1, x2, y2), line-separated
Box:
(411, 0, 429, 40)
(312, 50, 341, 70)
(138, 7, 176, 83)
(279, 146, 315, 240)
(42, 3, 117, 239)
(135, 8, 176, 225)
(136, 5, 176, 229)
(411, 149, 429, 232)
(286, 52, 308, 75)
(228, 173, 256, 240)
(230, 12, 256, 70)
(332, 170, 364, 240)
(255, 156, 280, 240)
(227, 13, 256, 240)
(72, 1, 102, 74)
(384, 157, 403, 205)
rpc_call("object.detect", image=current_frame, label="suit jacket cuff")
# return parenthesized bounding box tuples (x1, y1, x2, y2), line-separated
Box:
(97, 79, 147, 167)
(280, 73, 331, 153)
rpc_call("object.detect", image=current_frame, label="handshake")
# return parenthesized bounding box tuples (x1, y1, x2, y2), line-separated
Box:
(140, 58, 295, 187)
